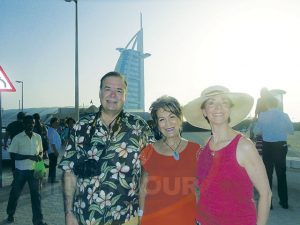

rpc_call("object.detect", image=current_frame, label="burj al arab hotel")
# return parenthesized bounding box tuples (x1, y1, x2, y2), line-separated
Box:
(115, 15, 150, 112)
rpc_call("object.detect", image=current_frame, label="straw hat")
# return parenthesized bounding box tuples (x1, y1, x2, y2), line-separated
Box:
(183, 85, 254, 129)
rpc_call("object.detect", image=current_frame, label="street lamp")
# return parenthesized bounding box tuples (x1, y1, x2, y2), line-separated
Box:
(16, 80, 23, 111)
(65, 0, 79, 121)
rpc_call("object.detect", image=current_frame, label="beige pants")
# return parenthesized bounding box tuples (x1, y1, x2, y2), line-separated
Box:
(122, 216, 139, 225)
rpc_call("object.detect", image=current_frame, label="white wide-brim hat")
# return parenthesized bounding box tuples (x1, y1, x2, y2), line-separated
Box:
(183, 85, 254, 130)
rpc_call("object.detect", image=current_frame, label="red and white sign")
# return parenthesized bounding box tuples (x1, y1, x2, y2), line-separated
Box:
(0, 66, 16, 92)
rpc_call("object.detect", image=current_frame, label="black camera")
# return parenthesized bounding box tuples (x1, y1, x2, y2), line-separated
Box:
(73, 159, 101, 178)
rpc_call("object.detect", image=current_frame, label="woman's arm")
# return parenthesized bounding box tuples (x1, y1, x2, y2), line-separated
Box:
(237, 137, 272, 225)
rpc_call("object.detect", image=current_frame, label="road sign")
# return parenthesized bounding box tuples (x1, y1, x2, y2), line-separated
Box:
(0, 66, 16, 92)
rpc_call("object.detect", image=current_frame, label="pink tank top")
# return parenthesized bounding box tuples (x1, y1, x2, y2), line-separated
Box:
(196, 134, 256, 225)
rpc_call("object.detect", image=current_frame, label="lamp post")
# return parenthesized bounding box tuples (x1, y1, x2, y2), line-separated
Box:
(65, 0, 79, 121)
(16, 80, 23, 111)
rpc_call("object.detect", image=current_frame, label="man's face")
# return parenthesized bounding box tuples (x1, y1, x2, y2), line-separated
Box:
(99, 76, 126, 115)
(52, 120, 60, 129)
(24, 118, 34, 132)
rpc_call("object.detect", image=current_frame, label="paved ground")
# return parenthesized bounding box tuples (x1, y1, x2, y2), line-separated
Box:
(0, 167, 64, 225)
(0, 166, 299, 225)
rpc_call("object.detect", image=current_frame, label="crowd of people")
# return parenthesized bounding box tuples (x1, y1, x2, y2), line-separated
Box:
(2, 71, 295, 225)
(4, 112, 76, 225)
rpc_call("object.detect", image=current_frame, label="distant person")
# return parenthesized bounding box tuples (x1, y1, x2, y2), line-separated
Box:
(47, 117, 62, 184)
(254, 87, 272, 119)
(57, 118, 67, 142)
(59, 71, 154, 225)
(139, 96, 200, 225)
(254, 95, 294, 209)
(61, 117, 75, 146)
(251, 87, 272, 153)
(6, 115, 48, 225)
(33, 113, 49, 159)
(183, 85, 272, 225)
(4, 111, 26, 172)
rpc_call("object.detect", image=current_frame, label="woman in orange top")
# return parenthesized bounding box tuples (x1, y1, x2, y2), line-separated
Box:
(139, 95, 200, 225)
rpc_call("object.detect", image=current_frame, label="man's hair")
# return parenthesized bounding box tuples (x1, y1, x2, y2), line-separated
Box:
(17, 111, 26, 120)
(50, 117, 59, 126)
(99, 71, 127, 90)
(149, 95, 182, 140)
(33, 113, 40, 120)
(66, 117, 75, 124)
(23, 115, 33, 124)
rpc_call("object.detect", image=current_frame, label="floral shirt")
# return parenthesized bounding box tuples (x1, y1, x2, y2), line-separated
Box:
(59, 110, 154, 225)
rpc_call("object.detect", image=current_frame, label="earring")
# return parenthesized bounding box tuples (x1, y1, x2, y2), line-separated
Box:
(158, 130, 162, 137)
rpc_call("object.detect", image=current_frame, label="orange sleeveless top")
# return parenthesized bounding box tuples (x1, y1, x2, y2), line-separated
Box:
(140, 142, 200, 225)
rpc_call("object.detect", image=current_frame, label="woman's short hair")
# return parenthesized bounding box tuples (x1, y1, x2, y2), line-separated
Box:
(149, 95, 182, 139)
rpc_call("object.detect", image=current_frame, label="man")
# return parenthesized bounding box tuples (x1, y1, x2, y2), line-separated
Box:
(59, 71, 154, 225)
(254, 96, 294, 209)
(254, 87, 271, 119)
(47, 117, 62, 183)
(250, 88, 271, 143)
(6, 115, 48, 225)
(61, 117, 76, 146)
(33, 113, 49, 160)
(4, 111, 26, 172)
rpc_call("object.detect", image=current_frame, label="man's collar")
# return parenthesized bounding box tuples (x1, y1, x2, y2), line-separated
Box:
(99, 106, 125, 130)
(99, 105, 125, 121)
(21, 130, 37, 136)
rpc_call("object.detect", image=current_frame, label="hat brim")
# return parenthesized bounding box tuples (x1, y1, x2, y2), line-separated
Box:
(183, 92, 254, 130)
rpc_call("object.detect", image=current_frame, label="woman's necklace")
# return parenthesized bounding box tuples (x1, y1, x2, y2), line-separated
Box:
(210, 136, 234, 157)
(211, 150, 216, 157)
(164, 138, 182, 160)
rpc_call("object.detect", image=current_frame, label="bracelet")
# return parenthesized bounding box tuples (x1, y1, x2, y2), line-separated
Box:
(65, 209, 73, 215)
(138, 209, 143, 217)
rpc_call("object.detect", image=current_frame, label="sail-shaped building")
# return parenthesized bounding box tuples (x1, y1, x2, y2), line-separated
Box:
(115, 15, 150, 111)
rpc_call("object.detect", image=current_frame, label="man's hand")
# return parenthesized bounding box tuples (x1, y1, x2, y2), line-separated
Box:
(27, 155, 42, 161)
(65, 212, 78, 225)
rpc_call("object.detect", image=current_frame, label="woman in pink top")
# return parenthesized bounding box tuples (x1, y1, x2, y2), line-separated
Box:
(183, 86, 272, 225)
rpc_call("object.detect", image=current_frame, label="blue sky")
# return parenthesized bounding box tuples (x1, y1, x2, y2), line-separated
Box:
(1, 0, 300, 121)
